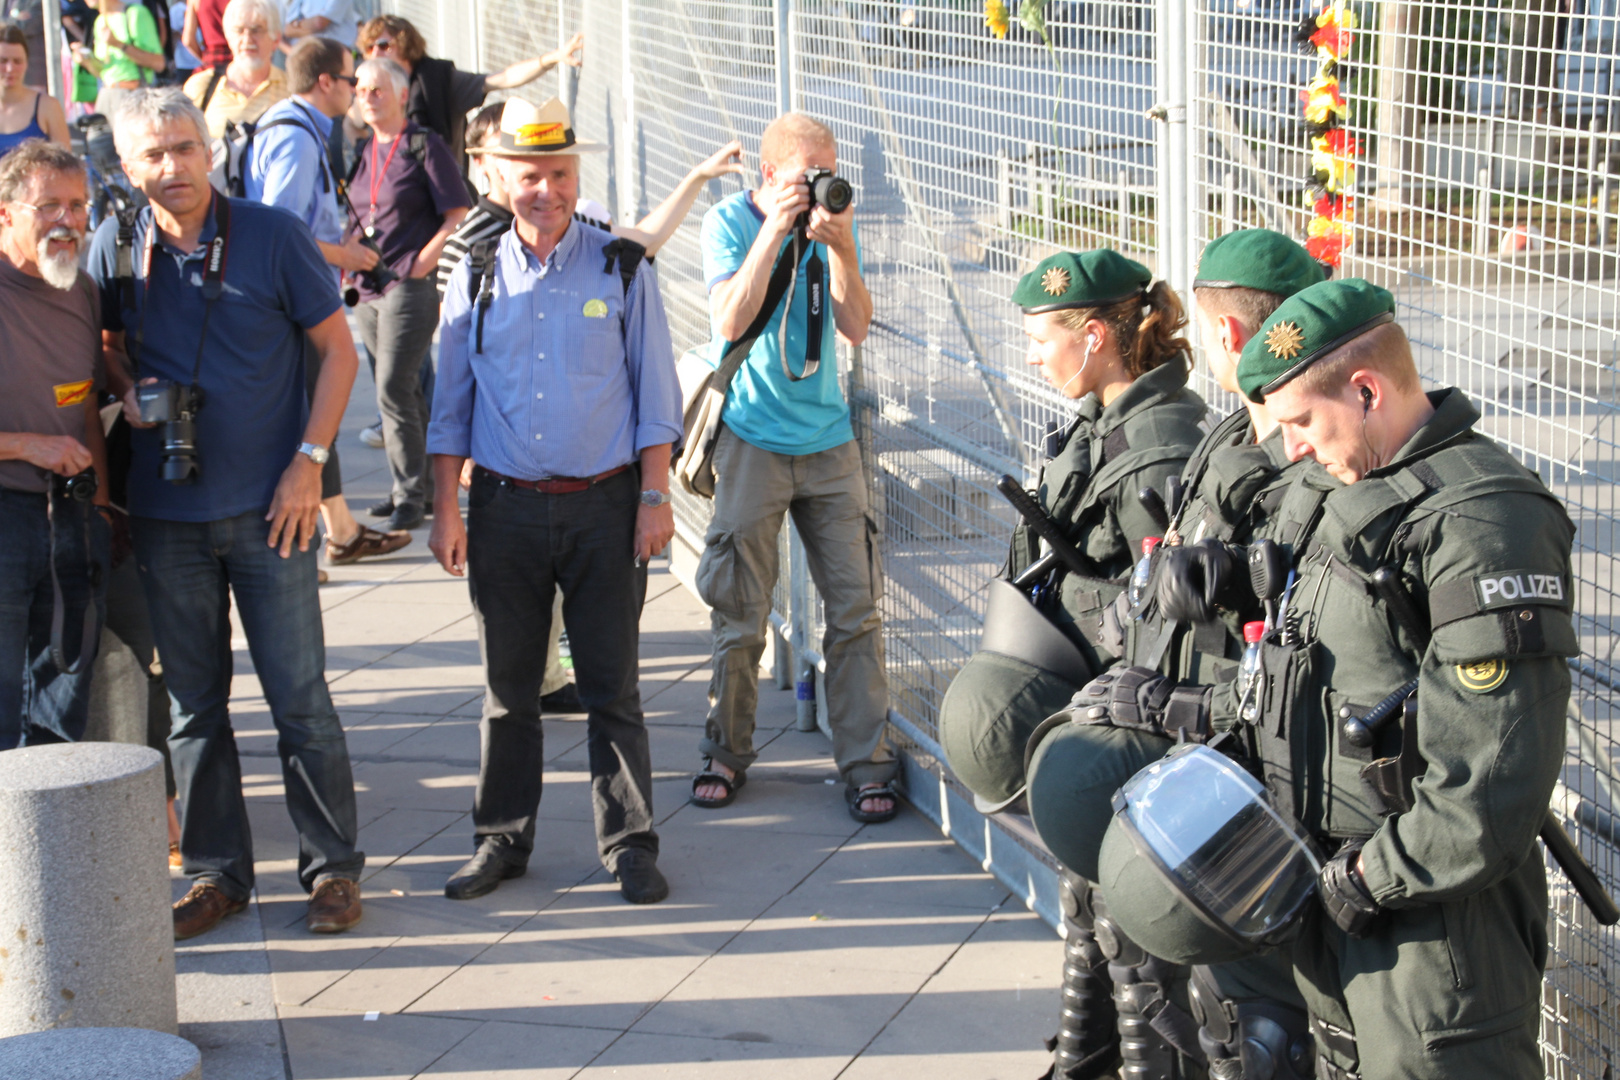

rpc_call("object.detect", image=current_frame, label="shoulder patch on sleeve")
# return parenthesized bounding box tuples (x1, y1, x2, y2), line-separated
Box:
(1429, 569, 1570, 628)
(1455, 659, 1509, 693)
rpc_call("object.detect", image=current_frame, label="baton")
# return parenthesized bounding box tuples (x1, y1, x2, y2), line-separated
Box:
(1342, 678, 1420, 748)
(1541, 811, 1620, 926)
(997, 475, 1091, 584)
(1137, 487, 1170, 532)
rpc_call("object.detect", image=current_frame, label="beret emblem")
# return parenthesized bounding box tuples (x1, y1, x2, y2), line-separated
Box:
(1265, 321, 1306, 360)
(1041, 266, 1071, 296)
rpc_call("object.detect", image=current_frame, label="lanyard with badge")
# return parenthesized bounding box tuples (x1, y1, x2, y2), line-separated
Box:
(365, 133, 402, 235)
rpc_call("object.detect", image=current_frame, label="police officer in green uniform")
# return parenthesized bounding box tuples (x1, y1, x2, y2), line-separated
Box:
(1025, 231, 1325, 1080)
(937, 249, 1207, 1079)
(939, 249, 1206, 809)
(1087, 279, 1575, 1079)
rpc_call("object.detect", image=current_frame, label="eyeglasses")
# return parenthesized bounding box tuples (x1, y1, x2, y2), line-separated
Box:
(11, 200, 90, 223)
(368, 38, 395, 53)
(332, 74, 358, 86)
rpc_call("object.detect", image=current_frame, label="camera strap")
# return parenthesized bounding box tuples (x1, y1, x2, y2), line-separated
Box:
(776, 227, 825, 383)
(47, 491, 100, 676)
(132, 192, 232, 390)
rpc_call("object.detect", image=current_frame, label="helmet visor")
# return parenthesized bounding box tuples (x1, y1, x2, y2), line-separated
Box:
(1113, 745, 1321, 946)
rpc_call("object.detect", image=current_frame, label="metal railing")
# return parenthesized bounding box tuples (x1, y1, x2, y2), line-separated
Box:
(395, 1, 1617, 1072)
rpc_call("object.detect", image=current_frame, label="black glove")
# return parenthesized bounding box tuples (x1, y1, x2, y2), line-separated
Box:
(1063, 666, 1212, 741)
(1157, 539, 1244, 624)
(1319, 840, 1380, 937)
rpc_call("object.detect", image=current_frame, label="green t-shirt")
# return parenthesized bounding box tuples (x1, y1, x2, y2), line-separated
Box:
(93, 5, 161, 87)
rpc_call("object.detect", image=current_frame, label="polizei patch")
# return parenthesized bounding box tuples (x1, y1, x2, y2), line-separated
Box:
(1455, 659, 1509, 693)
(1475, 571, 1567, 609)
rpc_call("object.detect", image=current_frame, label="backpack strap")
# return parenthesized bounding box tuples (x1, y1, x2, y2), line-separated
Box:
(601, 237, 645, 295)
(199, 65, 227, 111)
(468, 237, 499, 354)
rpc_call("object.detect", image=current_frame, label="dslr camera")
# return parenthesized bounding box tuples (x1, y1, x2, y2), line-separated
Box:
(136, 381, 204, 484)
(343, 230, 398, 307)
(803, 167, 853, 216)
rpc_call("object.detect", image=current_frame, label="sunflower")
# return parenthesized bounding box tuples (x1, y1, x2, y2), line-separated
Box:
(985, 0, 1010, 39)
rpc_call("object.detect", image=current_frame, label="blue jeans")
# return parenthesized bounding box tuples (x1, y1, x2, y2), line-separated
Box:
(0, 488, 109, 749)
(132, 510, 364, 900)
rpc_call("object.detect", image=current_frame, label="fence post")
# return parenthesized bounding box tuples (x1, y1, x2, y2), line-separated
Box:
(1155, 0, 1191, 294)
(996, 148, 1011, 232)
(42, 0, 62, 102)
(560, 3, 577, 118)
(618, 0, 640, 224)
(773, 0, 793, 116)
(789, 523, 817, 732)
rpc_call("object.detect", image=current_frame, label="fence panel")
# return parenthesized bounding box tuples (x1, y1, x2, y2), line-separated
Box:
(1192, 1, 1618, 1075)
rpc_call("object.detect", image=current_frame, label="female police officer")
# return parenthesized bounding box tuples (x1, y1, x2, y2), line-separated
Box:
(937, 248, 1207, 1079)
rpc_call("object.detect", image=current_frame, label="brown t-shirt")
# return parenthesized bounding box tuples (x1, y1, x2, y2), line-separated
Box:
(0, 256, 102, 493)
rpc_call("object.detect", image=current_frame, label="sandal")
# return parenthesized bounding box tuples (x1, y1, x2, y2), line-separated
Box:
(846, 781, 900, 824)
(690, 758, 746, 809)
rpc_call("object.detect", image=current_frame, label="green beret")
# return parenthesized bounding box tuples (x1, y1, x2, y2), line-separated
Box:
(1236, 278, 1397, 402)
(1191, 229, 1325, 298)
(1013, 249, 1151, 314)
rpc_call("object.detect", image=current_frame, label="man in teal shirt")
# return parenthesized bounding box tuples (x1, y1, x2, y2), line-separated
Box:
(692, 112, 898, 823)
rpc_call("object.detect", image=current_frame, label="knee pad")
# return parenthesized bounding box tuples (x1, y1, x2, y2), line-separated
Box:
(1189, 967, 1313, 1080)
(1051, 874, 1122, 1080)
(1092, 889, 1201, 1080)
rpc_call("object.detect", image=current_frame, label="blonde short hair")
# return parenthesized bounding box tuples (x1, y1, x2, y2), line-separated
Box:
(760, 113, 835, 167)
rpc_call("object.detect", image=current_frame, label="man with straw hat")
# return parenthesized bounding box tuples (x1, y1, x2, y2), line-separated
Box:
(426, 97, 683, 905)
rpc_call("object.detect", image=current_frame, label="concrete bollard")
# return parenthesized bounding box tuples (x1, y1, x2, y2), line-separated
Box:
(0, 744, 175, 1036)
(0, 1026, 200, 1079)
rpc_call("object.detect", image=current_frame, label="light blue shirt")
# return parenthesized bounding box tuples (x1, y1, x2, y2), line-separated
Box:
(699, 189, 859, 456)
(282, 0, 357, 48)
(244, 97, 343, 251)
(428, 220, 684, 480)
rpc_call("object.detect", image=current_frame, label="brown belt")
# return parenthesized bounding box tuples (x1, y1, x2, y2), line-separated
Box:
(474, 463, 631, 494)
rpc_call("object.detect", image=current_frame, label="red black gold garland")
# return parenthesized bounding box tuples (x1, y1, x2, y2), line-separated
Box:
(1297, 2, 1359, 267)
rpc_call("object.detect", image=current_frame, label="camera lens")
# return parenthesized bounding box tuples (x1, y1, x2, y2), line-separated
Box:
(811, 173, 853, 215)
(58, 469, 98, 503)
(161, 416, 199, 484)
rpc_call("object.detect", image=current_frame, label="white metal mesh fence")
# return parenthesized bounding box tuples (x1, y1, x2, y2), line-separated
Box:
(1191, 2, 1618, 1072)
(392, 1, 1617, 1071)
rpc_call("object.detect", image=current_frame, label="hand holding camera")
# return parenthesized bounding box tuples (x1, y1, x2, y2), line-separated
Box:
(342, 231, 397, 307)
(126, 378, 204, 485)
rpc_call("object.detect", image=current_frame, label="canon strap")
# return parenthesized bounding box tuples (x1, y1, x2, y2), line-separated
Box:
(775, 227, 826, 382)
(130, 192, 232, 394)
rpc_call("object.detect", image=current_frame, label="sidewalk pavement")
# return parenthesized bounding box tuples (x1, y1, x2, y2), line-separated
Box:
(168, 361, 1064, 1079)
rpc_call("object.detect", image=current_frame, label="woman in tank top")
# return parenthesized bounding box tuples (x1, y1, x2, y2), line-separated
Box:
(0, 24, 69, 157)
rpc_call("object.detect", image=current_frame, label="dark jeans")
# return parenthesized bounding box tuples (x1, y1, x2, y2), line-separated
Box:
(0, 488, 109, 749)
(465, 467, 655, 867)
(132, 510, 364, 900)
(355, 277, 439, 510)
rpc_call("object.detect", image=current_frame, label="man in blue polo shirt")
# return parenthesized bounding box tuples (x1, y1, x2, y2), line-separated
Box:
(88, 87, 366, 942)
(246, 35, 410, 569)
(691, 113, 896, 824)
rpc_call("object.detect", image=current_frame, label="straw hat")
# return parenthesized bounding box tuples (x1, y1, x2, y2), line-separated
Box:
(481, 97, 606, 157)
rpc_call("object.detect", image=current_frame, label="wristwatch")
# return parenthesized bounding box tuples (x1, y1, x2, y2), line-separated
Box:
(297, 442, 331, 466)
(640, 489, 671, 508)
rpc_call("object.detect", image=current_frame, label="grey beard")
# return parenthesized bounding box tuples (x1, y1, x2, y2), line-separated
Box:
(35, 235, 80, 291)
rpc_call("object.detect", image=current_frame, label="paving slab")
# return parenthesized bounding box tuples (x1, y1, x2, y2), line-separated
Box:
(160, 355, 1065, 1077)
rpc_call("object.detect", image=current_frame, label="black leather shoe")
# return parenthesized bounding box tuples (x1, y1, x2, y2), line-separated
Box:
(540, 683, 585, 714)
(386, 503, 426, 531)
(445, 847, 526, 900)
(366, 498, 395, 519)
(613, 848, 669, 905)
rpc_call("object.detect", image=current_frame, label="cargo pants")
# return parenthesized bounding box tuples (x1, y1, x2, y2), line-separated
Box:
(696, 425, 895, 787)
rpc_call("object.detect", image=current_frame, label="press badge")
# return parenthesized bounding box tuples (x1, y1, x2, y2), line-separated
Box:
(582, 298, 609, 318)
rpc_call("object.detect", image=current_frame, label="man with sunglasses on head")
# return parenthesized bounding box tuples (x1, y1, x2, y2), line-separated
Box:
(87, 88, 366, 942)
(354, 15, 583, 163)
(244, 35, 410, 569)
